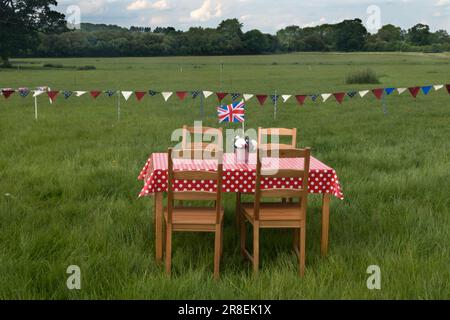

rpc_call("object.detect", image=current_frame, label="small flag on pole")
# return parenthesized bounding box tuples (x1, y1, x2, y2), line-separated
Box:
(217, 100, 245, 123)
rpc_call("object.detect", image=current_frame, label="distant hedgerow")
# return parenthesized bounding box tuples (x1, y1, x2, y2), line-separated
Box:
(77, 65, 96, 71)
(346, 68, 380, 84)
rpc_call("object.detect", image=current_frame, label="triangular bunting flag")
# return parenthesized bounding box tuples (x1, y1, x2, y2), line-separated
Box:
(63, 91, 73, 99)
(243, 94, 254, 101)
(321, 93, 332, 102)
(149, 90, 158, 96)
(311, 94, 320, 102)
(434, 85, 443, 91)
(122, 91, 133, 101)
(216, 92, 228, 102)
(385, 88, 395, 95)
(408, 87, 420, 98)
(135, 91, 146, 101)
(372, 88, 384, 100)
(162, 92, 173, 102)
(203, 91, 213, 99)
(256, 95, 268, 106)
(347, 91, 357, 98)
(359, 90, 369, 98)
(421, 86, 432, 95)
(282, 95, 292, 103)
(18, 88, 30, 98)
(446, 84, 450, 94)
(1, 89, 15, 99)
(397, 88, 407, 95)
(33, 90, 45, 97)
(90, 91, 102, 99)
(231, 93, 241, 101)
(270, 95, 280, 104)
(176, 91, 188, 101)
(47, 91, 59, 102)
(105, 90, 116, 97)
(191, 91, 201, 99)
(295, 95, 307, 105)
(333, 92, 345, 104)
(75, 91, 87, 97)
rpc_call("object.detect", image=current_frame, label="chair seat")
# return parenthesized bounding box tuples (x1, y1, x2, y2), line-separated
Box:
(164, 207, 224, 226)
(241, 203, 304, 224)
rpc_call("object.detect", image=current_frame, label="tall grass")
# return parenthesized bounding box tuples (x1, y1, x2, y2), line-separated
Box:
(346, 68, 380, 84)
(0, 53, 449, 299)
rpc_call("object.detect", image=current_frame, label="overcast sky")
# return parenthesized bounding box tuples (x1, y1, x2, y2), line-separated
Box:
(56, 0, 450, 33)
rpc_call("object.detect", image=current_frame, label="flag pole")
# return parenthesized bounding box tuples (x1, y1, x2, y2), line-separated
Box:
(117, 91, 121, 121)
(274, 90, 278, 120)
(34, 95, 38, 120)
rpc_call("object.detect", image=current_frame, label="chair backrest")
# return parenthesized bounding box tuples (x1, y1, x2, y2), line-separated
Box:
(182, 126, 223, 153)
(258, 127, 297, 150)
(254, 148, 311, 221)
(167, 148, 223, 224)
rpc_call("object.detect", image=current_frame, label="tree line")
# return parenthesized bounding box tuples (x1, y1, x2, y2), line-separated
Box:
(29, 20, 450, 59)
(1, 1, 450, 67)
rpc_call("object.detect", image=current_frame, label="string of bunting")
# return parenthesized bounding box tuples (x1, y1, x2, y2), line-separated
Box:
(1, 85, 449, 105)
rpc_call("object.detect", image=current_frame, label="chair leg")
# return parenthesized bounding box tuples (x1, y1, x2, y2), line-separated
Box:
(220, 223, 224, 257)
(299, 226, 306, 277)
(253, 222, 260, 273)
(240, 214, 247, 258)
(293, 229, 299, 251)
(165, 224, 172, 276)
(236, 193, 241, 228)
(214, 224, 222, 280)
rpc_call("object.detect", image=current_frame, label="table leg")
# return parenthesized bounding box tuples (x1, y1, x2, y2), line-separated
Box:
(154, 192, 164, 263)
(236, 193, 241, 228)
(321, 194, 330, 256)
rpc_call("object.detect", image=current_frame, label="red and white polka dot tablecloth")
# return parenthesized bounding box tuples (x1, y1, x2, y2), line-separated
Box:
(138, 153, 344, 200)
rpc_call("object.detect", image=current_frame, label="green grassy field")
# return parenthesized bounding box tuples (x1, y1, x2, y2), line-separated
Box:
(0, 52, 449, 299)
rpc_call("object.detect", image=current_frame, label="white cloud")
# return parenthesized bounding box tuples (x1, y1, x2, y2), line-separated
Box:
(127, 0, 170, 11)
(190, 0, 223, 21)
(435, 0, 450, 6)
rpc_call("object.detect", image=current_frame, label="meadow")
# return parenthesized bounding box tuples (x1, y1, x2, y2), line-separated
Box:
(0, 52, 449, 299)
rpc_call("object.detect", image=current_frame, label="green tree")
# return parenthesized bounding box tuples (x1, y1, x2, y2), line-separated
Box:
(408, 23, 431, 45)
(243, 29, 270, 54)
(377, 24, 403, 42)
(0, 0, 66, 67)
(334, 19, 368, 51)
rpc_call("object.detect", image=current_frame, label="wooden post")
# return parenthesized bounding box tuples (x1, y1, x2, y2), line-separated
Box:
(321, 194, 331, 256)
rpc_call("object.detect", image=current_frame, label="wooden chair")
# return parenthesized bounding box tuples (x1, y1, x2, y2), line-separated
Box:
(239, 148, 311, 276)
(165, 148, 224, 280)
(182, 125, 223, 153)
(258, 128, 298, 204)
(258, 128, 297, 150)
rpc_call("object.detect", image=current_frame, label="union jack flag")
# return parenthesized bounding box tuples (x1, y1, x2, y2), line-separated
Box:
(217, 100, 245, 123)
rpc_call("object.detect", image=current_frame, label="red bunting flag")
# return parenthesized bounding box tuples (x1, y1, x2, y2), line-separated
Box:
(372, 88, 384, 100)
(216, 92, 228, 102)
(135, 91, 146, 101)
(1, 89, 15, 99)
(295, 95, 307, 105)
(334, 92, 345, 104)
(408, 87, 420, 98)
(446, 84, 450, 94)
(90, 91, 102, 99)
(176, 91, 188, 101)
(256, 95, 268, 106)
(47, 91, 59, 102)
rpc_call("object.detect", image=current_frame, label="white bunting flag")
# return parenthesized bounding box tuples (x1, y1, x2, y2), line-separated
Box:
(282, 95, 292, 103)
(434, 85, 444, 91)
(321, 93, 332, 102)
(397, 88, 407, 95)
(203, 91, 213, 99)
(121, 91, 133, 101)
(162, 92, 173, 102)
(359, 90, 369, 98)
(243, 94, 254, 101)
(33, 90, 45, 97)
(75, 91, 87, 97)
